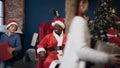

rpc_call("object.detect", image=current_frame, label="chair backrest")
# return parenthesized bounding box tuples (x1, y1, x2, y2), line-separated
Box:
(39, 22, 53, 41)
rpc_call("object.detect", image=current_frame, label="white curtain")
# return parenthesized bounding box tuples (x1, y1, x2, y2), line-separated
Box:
(0, 0, 3, 25)
(0, 0, 5, 32)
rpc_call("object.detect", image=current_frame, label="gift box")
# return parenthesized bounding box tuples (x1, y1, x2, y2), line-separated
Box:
(93, 40, 120, 68)
(0, 42, 13, 61)
(95, 40, 120, 54)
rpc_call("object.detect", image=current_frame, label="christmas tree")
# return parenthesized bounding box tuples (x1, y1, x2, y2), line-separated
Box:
(89, 0, 120, 42)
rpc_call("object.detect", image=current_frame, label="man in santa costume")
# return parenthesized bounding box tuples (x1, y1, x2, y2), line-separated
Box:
(107, 26, 120, 47)
(37, 18, 67, 68)
(60, 0, 120, 68)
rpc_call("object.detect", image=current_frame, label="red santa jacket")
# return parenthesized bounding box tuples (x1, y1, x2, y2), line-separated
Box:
(37, 31, 66, 56)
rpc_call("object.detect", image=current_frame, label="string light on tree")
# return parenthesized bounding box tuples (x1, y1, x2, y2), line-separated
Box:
(89, 0, 120, 41)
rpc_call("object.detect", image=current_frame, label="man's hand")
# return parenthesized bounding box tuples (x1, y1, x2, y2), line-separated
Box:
(39, 51, 46, 61)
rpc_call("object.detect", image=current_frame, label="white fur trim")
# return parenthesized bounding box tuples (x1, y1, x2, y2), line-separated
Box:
(107, 34, 117, 37)
(52, 21, 65, 29)
(6, 22, 18, 29)
(37, 48, 46, 54)
(53, 31, 63, 59)
(49, 60, 60, 68)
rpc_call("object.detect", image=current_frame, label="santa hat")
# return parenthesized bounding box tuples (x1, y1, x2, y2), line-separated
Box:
(107, 27, 117, 37)
(52, 18, 65, 29)
(6, 19, 18, 29)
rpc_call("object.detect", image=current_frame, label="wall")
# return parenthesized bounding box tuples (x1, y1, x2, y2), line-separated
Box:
(4, 0, 24, 30)
(24, 0, 120, 50)
(24, 0, 65, 50)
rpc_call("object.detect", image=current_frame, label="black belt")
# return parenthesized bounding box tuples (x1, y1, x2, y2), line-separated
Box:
(48, 46, 64, 51)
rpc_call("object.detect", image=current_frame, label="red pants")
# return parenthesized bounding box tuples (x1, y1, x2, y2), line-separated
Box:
(37, 54, 59, 68)
(37, 60, 44, 68)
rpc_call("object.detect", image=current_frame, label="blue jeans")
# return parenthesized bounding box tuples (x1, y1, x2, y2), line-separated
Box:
(110, 65, 116, 68)
(0, 62, 5, 68)
(0, 61, 13, 68)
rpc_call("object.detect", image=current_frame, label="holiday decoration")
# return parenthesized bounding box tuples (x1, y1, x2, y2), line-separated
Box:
(0, 42, 13, 61)
(89, 0, 120, 42)
(49, 8, 60, 18)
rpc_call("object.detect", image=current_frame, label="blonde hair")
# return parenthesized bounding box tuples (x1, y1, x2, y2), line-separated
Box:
(65, 0, 88, 33)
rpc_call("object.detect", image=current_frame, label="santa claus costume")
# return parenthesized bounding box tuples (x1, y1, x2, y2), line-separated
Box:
(107, 27, 120, 47)
(37, 18, 67, 68)
(60, 12, 109, 68)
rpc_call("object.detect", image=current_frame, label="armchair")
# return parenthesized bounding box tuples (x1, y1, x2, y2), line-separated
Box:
(37, 22, 53, 68)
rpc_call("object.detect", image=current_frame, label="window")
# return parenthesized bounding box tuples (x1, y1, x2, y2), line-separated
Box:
(0, 0, 3, 25)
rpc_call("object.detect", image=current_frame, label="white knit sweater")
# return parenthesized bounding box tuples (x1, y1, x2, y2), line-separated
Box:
(60, 16, 108, 68)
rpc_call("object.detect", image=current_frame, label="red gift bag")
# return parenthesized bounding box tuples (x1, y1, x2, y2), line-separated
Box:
(0, 42, 13, 61)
